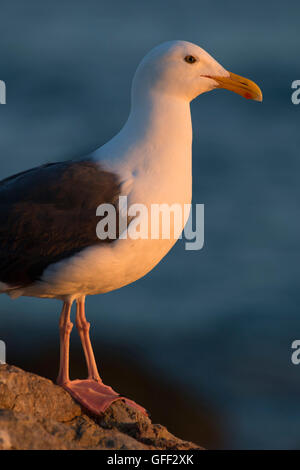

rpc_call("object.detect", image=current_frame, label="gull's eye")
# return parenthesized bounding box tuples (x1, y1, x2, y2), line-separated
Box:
(184, 55, 197, 64)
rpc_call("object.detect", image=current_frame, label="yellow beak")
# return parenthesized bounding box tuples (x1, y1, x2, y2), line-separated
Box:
(207, 72, 263, 102)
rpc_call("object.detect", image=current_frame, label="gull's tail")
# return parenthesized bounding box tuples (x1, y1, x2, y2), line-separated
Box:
(0, 282, 23, 299)
(0, 282, 9, 293)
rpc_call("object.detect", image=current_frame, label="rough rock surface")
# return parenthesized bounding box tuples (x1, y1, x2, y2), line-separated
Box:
(0, 364, 202, 450)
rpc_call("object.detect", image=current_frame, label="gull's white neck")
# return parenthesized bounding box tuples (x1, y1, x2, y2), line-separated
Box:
(94, 90, 193, 181)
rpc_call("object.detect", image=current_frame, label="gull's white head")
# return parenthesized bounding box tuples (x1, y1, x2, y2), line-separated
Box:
(132, 40, 262, 103)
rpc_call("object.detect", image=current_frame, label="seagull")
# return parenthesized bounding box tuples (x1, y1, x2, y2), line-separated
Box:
(0, 41, 262, 415)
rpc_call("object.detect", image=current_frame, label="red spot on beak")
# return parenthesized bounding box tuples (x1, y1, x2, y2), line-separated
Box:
(244, 92, 252, 99)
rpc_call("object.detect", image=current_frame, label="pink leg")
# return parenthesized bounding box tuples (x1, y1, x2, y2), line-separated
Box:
(75, 296, 101, 382)
(56, 301, 73, 385)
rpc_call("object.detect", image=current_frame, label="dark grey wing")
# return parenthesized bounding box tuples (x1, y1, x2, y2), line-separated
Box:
(0, 159, 121, 287)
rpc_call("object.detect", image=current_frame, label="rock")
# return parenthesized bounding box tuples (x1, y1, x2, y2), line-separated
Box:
(0, 364, 202, 450)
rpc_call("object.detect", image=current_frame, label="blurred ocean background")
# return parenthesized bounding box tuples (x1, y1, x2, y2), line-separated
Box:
(1, 0, 300, 449)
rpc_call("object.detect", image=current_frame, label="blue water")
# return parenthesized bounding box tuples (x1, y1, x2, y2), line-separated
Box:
(1, 0, 300, 449)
